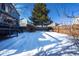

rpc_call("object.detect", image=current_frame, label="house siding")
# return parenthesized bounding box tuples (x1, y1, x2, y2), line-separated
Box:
(0, 3, 20, 27)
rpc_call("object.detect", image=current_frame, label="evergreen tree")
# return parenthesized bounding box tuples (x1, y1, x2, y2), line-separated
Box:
(30, 3, 52, 27)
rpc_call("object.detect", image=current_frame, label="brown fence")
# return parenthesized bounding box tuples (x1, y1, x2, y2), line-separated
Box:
(53, 24, 79, 37)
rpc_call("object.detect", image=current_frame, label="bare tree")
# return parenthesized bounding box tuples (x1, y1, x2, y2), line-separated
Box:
(63, 7, 79, 40)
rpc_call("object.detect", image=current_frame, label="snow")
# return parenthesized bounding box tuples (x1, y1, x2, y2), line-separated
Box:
(0, 31, 79, 56)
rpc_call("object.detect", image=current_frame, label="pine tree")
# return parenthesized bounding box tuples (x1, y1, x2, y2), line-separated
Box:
(30, 3, 52, 27)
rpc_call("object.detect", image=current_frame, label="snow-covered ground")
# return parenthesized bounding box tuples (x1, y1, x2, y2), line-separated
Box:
(0, 31, 79, 56)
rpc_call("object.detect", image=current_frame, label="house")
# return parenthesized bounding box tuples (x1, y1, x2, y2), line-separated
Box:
(47, 22, 58, 27)
(0, 3, 20, 35)
(0, 3, 20, 27)
(19, 19, 33, 27)
(19, 19, 35, 32)
(72, 17, 79, 25)
(19, 19, 27, 27)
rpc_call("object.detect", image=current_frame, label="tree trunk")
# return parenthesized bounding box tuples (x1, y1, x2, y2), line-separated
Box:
(41, 22, 43, 28)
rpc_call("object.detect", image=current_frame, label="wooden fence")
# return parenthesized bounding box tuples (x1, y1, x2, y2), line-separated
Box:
(53, 24, 79, 38)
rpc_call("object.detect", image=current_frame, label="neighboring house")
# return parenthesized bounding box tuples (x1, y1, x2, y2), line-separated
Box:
(0, 3, 20, 27)
(19, 19, 35, 32)
(72, 17, 79, 25)
(19, 19, 27, 27)
(47, 22, 59, 27)
(19, 19, 33, 27)
(48, 23, 55, 27)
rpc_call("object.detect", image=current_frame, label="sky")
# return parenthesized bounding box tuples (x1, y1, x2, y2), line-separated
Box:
(15, 3, 79, 25)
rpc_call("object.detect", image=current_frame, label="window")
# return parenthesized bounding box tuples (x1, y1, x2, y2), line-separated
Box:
(1, 4, 5, 11)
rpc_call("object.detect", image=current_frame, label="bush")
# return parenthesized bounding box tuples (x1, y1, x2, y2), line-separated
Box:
(27, 24, 36, 32)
